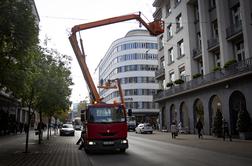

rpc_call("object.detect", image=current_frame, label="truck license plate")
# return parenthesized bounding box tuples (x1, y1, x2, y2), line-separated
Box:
(103, 141, 114, 145)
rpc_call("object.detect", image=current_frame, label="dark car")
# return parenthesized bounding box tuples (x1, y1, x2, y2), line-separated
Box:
(60, 124, 75, 136)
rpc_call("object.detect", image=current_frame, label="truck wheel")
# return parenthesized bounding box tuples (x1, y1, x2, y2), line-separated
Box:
(120, 149, 126, 153)
(84, 148, 90, 154)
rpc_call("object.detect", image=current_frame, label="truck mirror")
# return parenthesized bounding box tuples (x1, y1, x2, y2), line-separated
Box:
(81, 109, 86, 122)
(128, 109, 132, 116)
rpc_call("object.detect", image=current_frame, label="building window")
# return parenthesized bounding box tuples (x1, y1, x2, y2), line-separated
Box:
(235, 42, 245, 61)
(174, 0, 181, 8)
(168, 47, 174, 64)
(166, 3, 171, 17)
(162, 80, 166, 89)
(199, 59, 203, 75)
(214, 53, 221, 67)
(179, 66, 186, 80)
(209, 0, 216, 10)
(160, 57, 165, 68)
(195, 4, 199, 22)
(231, 4, 241, 26)
(167, 24, 173, 40)
(177, 39, 184, 58)
(197, 32, 202, 49)
(176, 13, 182, 32)
(159, 35, 164, 50)
(212, 20, 218, 39)
(169, 71, 175, 82)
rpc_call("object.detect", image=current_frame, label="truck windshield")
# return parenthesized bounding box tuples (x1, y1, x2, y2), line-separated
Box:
(88, 106, 125, 123)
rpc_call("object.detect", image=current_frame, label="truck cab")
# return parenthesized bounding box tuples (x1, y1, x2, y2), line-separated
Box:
(82, 103, 128, 152)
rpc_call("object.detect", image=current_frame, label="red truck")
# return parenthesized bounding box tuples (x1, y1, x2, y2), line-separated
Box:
(81, 103, 128, 152)
(69, 12, 163, 153)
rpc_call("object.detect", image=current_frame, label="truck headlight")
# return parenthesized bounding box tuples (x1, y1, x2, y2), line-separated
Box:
(88, 141, 96, 145)
(121, 140, 128, 144)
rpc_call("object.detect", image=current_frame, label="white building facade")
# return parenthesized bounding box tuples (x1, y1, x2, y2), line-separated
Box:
(153, 0, 252, 136)
(98, 29, 160, 126)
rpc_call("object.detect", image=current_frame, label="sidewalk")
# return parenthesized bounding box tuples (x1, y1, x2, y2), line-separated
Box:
(0, 131, 90, 166)
(129, 131, 252, 158)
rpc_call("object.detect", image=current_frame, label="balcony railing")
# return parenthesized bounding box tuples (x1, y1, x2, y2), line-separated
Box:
(154, 57, 252, 102)
(207, 37, 219, 50)
(155, 68, 165, 79)
(226, 21, 243, 40)
(192, 48, 202, 59)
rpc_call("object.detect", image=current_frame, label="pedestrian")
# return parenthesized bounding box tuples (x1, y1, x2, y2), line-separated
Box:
(77, 130, 85, 150)
(178, 121, 182, 133)
(196, 119, 203, 139)
(24, 123, 28, 134)
(170, 122, 177, 139)
(19, 122, 23, 133)
(222, 119, 232, 141)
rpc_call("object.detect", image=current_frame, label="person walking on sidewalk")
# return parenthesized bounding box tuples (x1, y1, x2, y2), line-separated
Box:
(222, 119, 232, 141)
(171, 122, 177, 139)
(196, 119, 203, 139)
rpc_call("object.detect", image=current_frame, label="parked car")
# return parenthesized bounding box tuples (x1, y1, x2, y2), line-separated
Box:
(135, 123, 153, 134)
(60, 124, 75, 136)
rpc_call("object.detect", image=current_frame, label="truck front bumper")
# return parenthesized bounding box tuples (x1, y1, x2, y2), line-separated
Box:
(85, 139, 128, 152)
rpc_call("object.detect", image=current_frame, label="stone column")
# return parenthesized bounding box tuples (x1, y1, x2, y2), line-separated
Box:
(240, 0, 252, 59)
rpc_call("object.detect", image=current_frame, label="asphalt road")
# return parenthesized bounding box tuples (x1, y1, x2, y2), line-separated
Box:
(87, 133, 252, 166)
(1, 130, 252, 166)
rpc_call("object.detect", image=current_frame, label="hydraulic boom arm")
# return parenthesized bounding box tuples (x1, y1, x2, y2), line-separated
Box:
(69, 12, 163, 103)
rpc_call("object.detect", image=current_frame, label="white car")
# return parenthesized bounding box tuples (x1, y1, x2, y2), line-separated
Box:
(135, 123, 153, 134)
(74, 124, 82, 130)
(60, 124, 75, 136)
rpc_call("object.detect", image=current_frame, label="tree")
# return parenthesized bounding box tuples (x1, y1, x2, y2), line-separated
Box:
(77, 100, 88, 117)
(35, 47, 73, 141)
(237, 109, 251, 132)
(174, 79, 184, 85)
(213, 109, 223, 137)
(0, 0, 39, 93)
(0, 0, 40, 153)
(166, 82, 174, 88)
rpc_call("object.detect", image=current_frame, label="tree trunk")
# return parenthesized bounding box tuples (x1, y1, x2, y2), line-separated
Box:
(47, 117, 51, 140)
(24, 88, 34, 153)
(38, 111, 42, 144)
(24, 105, 31, 153)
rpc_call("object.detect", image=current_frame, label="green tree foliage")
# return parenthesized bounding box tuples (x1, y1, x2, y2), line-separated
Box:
(77, 100, 88, 117)
(0, 0, 73, 148)
(36, 47, 73, 118)
(213, 109, 223, 137)
(0, 0, 39, 93)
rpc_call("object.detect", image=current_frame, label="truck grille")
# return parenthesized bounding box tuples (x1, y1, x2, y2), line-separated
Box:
(99, 132, 115, 137)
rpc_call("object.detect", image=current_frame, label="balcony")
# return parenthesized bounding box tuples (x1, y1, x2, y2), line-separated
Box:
(207, 37, 219, 51)
(226, 21, 243, 41)
(229, 0, 239, 8)
(192, 48, 202, 59)
(155, 67, 165, 80)
(154, 57, 252, 102)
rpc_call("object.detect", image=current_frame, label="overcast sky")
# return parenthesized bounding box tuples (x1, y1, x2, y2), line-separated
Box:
(34, 0, 155, 104)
